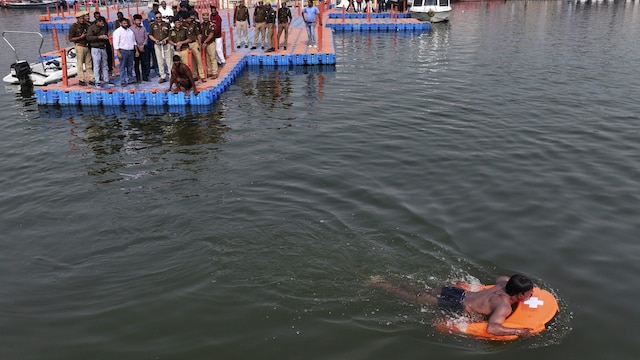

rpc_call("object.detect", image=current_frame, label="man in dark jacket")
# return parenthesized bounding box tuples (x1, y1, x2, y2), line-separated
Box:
(233, 0, 250, 48)
(264, 1, 276, 52)
(86, 16, 112, 87)
(277, 1, 292, 50)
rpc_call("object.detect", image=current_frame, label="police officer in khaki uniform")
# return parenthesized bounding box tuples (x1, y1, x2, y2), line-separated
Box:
(68, 11, 94, 86)
(200, 12, 218, 79)
(264, 1, 276, 52)
(233, 0, 250, 48)
(184, 11, 205, 82)
(168, 18, 190, 69)
(251, 1, 267, 50)
(277, 1, 292, 50)
(149, 10, 173, 83)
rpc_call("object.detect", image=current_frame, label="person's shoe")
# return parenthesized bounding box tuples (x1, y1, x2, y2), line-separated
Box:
(220, 62, 226, 67)
(78, 80, 87, 86)
(250, 46, 256, 50)
(283, 46, 287, 50)
(308, 44, 312, 48)
(245, 44, 248, 48)
(201, 78, 207, 83)
(89, 80, 95, 85)
(312, 44, 318, 48)
(237, 45, 241, 49)
(261, 46, 264, 50)
(94, 82, 102, 88)
(158, 78, 167, 83)
(265, 48, 274, 52)
(210, 74, 218, 79)
(106, 82, 115, 87)
(143, 77, 150, 82)
(121, 82, 127, 87)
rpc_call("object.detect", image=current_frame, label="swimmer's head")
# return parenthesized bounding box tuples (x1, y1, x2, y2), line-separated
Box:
(505, 274, 534, 296)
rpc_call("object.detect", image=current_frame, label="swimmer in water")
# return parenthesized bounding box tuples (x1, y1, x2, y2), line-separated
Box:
(368, 274, 535, 337)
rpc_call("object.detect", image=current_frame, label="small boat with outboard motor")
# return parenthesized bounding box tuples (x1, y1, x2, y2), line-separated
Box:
(2, 31, 77, 87)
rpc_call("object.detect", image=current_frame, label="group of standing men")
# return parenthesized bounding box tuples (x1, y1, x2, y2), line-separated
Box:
(234, 0, 318, 51)
(68, 1, 226, 90)
(151, 0, 227, 87)
(69, 10, 155, 87)
(234, 0, 320, 50)
(67, 0, 321, 91)
(214, 0, 322, 54)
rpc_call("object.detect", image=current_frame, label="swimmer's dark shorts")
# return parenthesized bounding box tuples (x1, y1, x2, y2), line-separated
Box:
(437, 286, 466, 314)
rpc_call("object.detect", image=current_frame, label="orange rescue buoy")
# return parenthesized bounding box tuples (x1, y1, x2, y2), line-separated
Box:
(435, 285, 559, 341)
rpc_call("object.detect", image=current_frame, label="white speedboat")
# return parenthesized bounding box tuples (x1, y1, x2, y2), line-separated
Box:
(3, 0, 59, 8)
(2, 31, 77, 86)
(409, 0, 451, 22)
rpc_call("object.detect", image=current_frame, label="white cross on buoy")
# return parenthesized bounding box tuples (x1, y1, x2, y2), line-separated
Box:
(524, 297, 544, 309)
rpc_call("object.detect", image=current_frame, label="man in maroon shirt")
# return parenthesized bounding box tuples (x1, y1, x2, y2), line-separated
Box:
(209, 5, 226, 66)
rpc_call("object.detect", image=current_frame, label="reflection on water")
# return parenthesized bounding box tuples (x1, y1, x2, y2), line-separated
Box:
(32, 65, 335, 183)
(38, 106, 230, 182)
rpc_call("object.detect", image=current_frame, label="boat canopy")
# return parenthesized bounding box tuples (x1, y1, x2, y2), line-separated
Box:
(411, 0, 450, 7)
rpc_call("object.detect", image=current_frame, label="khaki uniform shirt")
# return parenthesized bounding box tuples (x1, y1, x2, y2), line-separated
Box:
(69, 22, 89, 46)
(265, 6, 276, 24)
(234, 5, 250, 24)
(169, 27, 188, 49)
(184, 21, 201, 42)
(278, 7, 292, 24)
(254, 6, 266, 23)
(200, 20, 216, 44)
(150, 20, 171, 42)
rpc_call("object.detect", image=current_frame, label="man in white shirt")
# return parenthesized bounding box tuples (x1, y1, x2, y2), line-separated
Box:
(158, 0, 174, 23)
(112, 18, 137, 86)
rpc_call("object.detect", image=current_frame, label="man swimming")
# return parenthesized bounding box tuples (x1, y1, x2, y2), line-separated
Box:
(369, 274, 534, 337)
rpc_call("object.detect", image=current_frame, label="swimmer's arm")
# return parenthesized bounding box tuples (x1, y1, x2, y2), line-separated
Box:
(187, 73, 198, 94)
(168, 72, 176, 91)
(486, 304, 532, 337)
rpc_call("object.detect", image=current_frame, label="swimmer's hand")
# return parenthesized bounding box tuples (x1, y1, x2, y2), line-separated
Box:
(515, 328, 534, 337)
(366, 275, 386, 287)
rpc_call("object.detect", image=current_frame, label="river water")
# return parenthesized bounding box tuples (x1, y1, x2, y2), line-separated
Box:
(1, 1, 639, 359)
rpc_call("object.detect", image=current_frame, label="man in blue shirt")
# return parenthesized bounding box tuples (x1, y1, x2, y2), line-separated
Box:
(302, 0, 320, 48)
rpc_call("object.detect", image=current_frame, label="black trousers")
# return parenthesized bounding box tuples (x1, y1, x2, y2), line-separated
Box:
(134, 49, 150, 81)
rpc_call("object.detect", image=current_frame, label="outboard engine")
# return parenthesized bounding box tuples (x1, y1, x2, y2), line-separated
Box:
(11, 61, 32, 86)
(10, 60, 34, 97)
